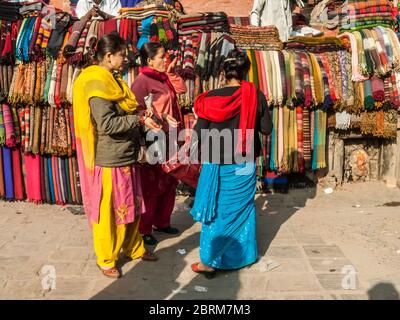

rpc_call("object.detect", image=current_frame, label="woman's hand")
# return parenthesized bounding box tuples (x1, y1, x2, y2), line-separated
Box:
(167, 58, 178, 74)
(163, 114, 180, 128)
(144, 117, 162, 131)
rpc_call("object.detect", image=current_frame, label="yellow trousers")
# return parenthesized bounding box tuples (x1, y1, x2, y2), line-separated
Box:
(93, 167, 146, 268)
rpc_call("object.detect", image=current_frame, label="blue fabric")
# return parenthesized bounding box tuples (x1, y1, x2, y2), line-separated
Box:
(312, 110, 318, 170)
(190, 162, 258, 270)
(47, 157, 55, 204)
(121, 0, 143, 7)
(2, 147, 14, 199)
(137, 16, 154, 50)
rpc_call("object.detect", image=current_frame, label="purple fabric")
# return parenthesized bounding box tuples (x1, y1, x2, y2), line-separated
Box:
(2, 146, 13, 199)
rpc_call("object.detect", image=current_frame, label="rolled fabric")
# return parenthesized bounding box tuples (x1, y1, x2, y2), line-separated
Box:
(0, 148, 5, 198)
(3, 146, 14, 200)
(12, 148, 24, 200)
(24, 153, 41, 203)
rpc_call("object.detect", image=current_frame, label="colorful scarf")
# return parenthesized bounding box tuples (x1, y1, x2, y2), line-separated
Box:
(194, 81, 258, 155)
(73, 65, 139, 224)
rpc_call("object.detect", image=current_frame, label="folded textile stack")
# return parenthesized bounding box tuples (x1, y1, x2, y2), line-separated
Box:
(119, 5, 170, 19)
(121, 0, 144, 7)
(340, 0, 395, 32)
(286, 36, 344, 53)
(177, 12, 229, 35)
(229, 24, 283, 51)
(0, 1, 22, 21)
(227, 16, 250, 26)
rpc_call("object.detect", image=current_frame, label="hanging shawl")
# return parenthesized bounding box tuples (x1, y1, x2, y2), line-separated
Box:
(363, 79, 375, 110)
(371, 75, 385, 107)
(73, 19, 91, 64)
(282, 51, 292, 107)
(47, 12, 72, 59)
(277, 51, 287, 106)
(25, 153, 42, 203)
(63, 14, 92, 59)
(302, 108, 312, 169)
(0, 104, 4, 145)
(311, 110, 327, 170)
(66, 64, 74, 104)
(296, 106, 304, 172)
(293, 52, 305, 106)
(338, 32, 368, 82)
(2, 103, 16, 147)
(12, 148, 24, 200)
(29, 15, 42, 61)
(300, 52, 312, 108)
(3, 146, 14, 199)
(309, 53, 324, 107)
(72, 65, 139, 224)
(263, 51, 274, 106)
(371, 28, 390, 77)
(377, 26, 394, 67)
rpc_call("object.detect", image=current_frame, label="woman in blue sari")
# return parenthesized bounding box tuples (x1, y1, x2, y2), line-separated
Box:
(190, 49, 272, 278)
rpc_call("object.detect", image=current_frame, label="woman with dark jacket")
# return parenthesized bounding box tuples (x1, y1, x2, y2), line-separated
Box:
(190, 49, 272, 278)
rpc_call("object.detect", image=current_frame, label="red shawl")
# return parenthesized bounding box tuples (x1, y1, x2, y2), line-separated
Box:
(140, 66, 177, 96)
(194, 81, 258, 155)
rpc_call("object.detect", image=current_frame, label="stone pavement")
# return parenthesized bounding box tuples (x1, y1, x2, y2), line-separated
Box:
(1, 182, 400, 300)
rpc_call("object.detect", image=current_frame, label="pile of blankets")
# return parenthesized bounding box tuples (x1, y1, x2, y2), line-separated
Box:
(0, 1, 22, 21)
(177, 12, 229, 35)
(340, 0, 395, 32)
(118, 5, 170, 19)
(286, 37, 344, 53)
(230, 24, 283, 51)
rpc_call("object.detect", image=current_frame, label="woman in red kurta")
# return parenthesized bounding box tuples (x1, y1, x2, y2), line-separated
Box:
(131, 42, 187, 245)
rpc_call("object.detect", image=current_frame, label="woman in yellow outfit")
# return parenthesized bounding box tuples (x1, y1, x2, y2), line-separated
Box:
(73, 32, 161, 278)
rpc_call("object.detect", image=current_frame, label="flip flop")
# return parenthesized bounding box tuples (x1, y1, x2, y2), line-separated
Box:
(191, 262, 216, 279)
(97, 264, 121, 279)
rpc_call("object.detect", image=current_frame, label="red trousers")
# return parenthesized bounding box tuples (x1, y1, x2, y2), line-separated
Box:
(139, 164, 178, 235)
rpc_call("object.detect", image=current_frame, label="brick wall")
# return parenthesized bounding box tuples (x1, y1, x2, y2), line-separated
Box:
(180, 0, 253, 16)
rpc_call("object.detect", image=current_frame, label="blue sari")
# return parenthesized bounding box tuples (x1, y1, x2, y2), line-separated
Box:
(190, 162, 258, 270)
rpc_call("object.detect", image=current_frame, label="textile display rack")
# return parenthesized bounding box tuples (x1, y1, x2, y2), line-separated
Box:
(0, 0, 400, 203)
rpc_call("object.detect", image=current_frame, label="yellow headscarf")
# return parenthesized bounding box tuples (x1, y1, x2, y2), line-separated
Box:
(72, 65, 139, 220)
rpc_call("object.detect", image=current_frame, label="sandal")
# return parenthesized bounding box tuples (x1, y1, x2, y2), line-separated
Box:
(97, 264, 121, 279)
(141, 251, 158, 261)
(191, 262, 216, 279)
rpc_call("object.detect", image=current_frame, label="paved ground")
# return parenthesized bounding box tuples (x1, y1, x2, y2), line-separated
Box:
(1, 181, 400, 300)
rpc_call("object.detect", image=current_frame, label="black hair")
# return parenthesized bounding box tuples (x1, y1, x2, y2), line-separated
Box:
(222, 49, 251, 81)
(139, 42, 163, 67)
(93, 31, 127, 63)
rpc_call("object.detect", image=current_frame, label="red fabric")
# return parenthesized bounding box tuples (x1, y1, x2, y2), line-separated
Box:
(1, 24, 12, 58)
(24, 153, 41, 203)
(104, 19, 117, 35)
(139, 188, 176, 235)
(98, 21, 105, 39)
(139, 164, 178, 235)
(194, 81, 258, 154)
(12, 148, 24, 200)
(140, 66, 177, 97)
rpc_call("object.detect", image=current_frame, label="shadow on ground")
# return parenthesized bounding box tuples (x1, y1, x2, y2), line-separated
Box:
(368, 282, 400, 300)
(91, 184, 317, 300)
